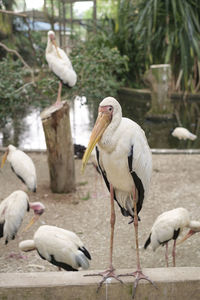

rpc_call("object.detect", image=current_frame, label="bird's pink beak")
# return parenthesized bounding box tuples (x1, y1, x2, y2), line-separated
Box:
(81, 109, 111, 173)
(1, 149, 8, 168)
(177, 229, 195, 245)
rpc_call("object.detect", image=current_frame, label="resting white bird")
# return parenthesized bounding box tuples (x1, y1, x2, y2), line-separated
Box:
(171, 127, 197, 140)
(1, 145, 37, 192)
(144, 207, 200, 267)
(45, 30, 77, 106)
(82, 97, 153, 297)
(0, 190, 45, 244)
(19, 225, 91, 271)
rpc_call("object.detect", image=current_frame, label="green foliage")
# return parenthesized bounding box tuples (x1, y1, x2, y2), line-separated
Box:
(135, 0, 200, 91)
(69, 34, 129, 101)
(0, 57, 34, 125)
(82, 0, 145, 88)
(96, 0, 118, 18)
(0, 57, 57, 128)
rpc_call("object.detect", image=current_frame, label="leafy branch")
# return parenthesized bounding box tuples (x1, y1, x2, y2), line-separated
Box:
(0, 42, 35, 83)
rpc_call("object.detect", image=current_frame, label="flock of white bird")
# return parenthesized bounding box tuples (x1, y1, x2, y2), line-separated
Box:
(0, 145, 91, 272)
(0, 30, 199, 297)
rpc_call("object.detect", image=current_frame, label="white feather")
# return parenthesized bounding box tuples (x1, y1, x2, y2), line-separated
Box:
(45, 31, 77, 87)
(145, 207, 199, 251)
(0, 190, 29, 243)
(6, 145, 37, 192)
(19, 225, 91, 271)
(171, 127, 197, 140)
(97, 97, 152, 215)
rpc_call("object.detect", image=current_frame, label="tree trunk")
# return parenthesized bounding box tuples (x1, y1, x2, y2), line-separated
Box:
(40, 101, 75, 193)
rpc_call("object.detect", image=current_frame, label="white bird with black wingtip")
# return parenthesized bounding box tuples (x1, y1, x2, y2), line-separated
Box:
(144, 207, 200, 267)
(19, 225, 91, 271)
(82, 96, 153, 296)
(45, 30, 77, 106)
(0, 190, 45, 244)
(1, 145, 37, 192)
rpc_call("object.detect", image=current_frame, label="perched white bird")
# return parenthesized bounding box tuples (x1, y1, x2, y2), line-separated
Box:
(0, 190, 45, 244)
(82, 97, 153, 295)
(1, 145, 37, 192)
(45, 30, 77, 106)
(144, 207, 200, 267)
(171, 127, 197, 140)
(19, 225, 91, 271)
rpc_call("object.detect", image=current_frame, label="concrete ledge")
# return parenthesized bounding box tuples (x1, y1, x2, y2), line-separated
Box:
(151, 149, 200, 154)
(0, 268, 200, 300)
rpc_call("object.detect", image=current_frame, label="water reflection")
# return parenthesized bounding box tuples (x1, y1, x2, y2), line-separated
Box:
(0, 94, 199, 150)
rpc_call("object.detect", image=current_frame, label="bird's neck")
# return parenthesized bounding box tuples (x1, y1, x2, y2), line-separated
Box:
(98, 117, 122, 152)
(46, 39, 54, 53)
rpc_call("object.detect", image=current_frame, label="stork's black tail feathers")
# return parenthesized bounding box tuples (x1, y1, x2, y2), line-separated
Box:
(144, 233, 151, 249)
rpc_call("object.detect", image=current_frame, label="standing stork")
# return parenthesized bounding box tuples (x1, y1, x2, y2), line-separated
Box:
(45, 30, 77, 106)
(1, 145, 37, 192)
(0, 190, 45, 244)
(81, 97, 153, 297)
(19, 225, 91, 271)
(144, 207, 200, 267)
(171, 127, 197, 141)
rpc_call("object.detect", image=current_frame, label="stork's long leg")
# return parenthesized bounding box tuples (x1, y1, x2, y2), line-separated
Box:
(165, 242, 169, 267)
(118, 186, 156, 298)
(54, 81, 62, 106)
(109, 183, 115, 269)
(84, 184, 123, 290)
(172, 240, 176, 267)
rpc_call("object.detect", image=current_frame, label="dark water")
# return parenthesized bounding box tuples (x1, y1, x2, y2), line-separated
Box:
(0, 93, 199, 150)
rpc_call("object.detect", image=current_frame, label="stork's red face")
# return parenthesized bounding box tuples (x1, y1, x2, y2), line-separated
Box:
(49, 33, 56, 42)
(31, 202, 45, 216)
(81, 105, 113, 172)
(23, 202, 45, 232)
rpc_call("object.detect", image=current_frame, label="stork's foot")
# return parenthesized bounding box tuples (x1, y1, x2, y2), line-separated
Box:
(53, 100, 62, 107)
(118, 269, 157, 299)
(84, 266, 123, 292)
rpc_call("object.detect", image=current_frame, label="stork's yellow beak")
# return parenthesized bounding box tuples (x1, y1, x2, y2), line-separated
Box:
(177, 230, 195, 245)
(81, 112, 111, 173)
(1, 150, 8, 168)
(52, 39, 62, 59)
(22, 215, 38, 233)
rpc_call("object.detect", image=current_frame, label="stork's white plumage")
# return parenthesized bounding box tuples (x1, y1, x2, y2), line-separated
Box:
(171, 127, 197, 140)
(1, 145, 37, 192)
(45, 30, 77, 106)
(82, 97, 153, 296)
(19, 225, 91, 271)
(144, 207, 200, 267)
(0, 190, 45, 244)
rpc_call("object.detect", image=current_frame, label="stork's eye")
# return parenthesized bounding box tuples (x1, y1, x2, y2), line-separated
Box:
(108, 106, 113, 112)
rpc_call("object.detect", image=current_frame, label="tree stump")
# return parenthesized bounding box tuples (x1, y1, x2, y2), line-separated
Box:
(40, 101, 75, 193)
(144, 64, 173, 119)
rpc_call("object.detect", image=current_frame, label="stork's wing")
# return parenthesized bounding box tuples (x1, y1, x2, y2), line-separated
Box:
(4, 197, 28, 244)
(128, 145, 144, 216)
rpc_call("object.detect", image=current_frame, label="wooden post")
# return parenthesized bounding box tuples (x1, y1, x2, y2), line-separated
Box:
(40, 101, 75, 193)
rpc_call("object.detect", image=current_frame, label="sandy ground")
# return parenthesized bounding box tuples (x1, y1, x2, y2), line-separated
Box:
(0, 151, 200, 273)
